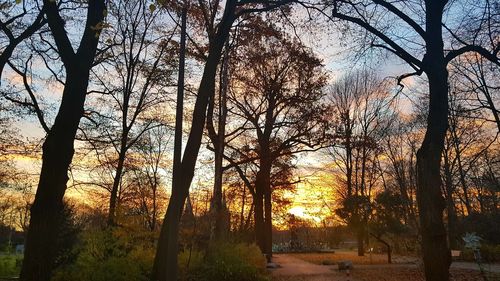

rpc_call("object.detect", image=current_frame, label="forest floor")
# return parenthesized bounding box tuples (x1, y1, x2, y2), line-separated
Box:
(270, 252, 500, 281)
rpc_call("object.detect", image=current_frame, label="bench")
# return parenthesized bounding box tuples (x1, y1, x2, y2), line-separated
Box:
(451, 250, 461, 260)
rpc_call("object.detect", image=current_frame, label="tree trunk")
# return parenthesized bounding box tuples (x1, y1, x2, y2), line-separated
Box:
(20, 69, 89, 281)
(370, 233, 391, 264)
(264, 181, 273, 262)
(357, 227, 365, 256)
(443, 151, 458, 249)
(254, 190, 265, 252)
(454, 144, 472, 214)
(152, 3, 235, 280)
(253, 155, 272, 259)
(108, 146, 127, 225)
(417, 56, 451, 281)
(151, 182, 157, 231)
(152, 6, 186, 280)
(239, 181, 246, 231)
(415, 2, 452, 280)
(209, 44, 229, 240)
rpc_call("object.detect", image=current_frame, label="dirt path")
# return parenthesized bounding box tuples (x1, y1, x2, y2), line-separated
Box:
(271, 254, 356, 280)
(270, 253, 500, 281)
(452, 262, 500, 273)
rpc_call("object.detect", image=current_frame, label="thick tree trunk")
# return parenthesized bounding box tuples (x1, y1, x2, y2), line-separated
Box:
(415, 2, 452, 280)
(152, 3, 235, 280)
(416, 71, 451, 280)
(254, 190, 265, 251)
(152, 7, 187, 281)
(20, 69, 89, 281)
(253, 156, 272, 259)
(264, 182, 273, 262)
(417, 57, 451, 281)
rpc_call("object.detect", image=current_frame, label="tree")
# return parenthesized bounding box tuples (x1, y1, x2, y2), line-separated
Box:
(80, 0, 176, 226)
(327, 70, 393, 256)
(129, 125, 171, 232)
(225, 34, 328, 260)
(152, 1, 294, 280)
(381, 115, 420, 230)
(206, 40, 230, 240)
(304, 0, 500, 279)
(370, 190, 409, 264)
(19, 1, 106, 280)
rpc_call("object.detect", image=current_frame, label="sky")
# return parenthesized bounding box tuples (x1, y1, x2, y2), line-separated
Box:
(0, 2, 427, 225)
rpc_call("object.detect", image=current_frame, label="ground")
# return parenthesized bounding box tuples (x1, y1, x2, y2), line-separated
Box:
(270, 251, 500, 281)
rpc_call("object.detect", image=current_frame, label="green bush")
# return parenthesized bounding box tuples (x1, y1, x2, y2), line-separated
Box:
(52, 227, 155, 281)
(0, 254, 22, 278)
(462, 244, 500, 262)
(52, 228, 269, 281)
(182, 242, 269, 281)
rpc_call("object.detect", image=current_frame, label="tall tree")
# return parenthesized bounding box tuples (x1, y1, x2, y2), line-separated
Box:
(80, 0, 176, 226)
(305, 0, 500, 279)
(152, 1, 293, 280)
(206, 40, 230, 240)
(327, 70, 393, 256)
(226, 35, 328, 260)
(19, 1, 106, 280)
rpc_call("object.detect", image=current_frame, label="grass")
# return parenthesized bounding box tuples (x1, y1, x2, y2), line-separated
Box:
(289, 250, 417, 265)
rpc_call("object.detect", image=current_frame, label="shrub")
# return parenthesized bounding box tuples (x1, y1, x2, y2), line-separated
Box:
(178, 248, 204, 279)
(459, 213, 500, 244)
(52, 227, 155, 281)
(181, 242, 269, 281)
(0, 254, 22, 278)
(462, 244, 500, 262)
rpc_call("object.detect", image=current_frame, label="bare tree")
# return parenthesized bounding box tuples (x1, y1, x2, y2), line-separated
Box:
(452, 55, 500, 132)
(327, 70, 393, 256)
(19, 0, 106, 280)
(79, 0, 176, 226)
(153, 1, 294, 279)
(300, 0, 500, 279)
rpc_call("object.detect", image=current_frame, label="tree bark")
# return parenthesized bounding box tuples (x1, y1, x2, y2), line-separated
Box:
(108, 145, 127, 225)
(370, 233, 391, 264)
(254, 189, 265, 251)
(357, 227, 365, 256)
(207, 44, 230, 240)
(20, 71, 88, 281)
(416, 2, 452, 277)
(443, 150, 458, 249)
(264, 173, 273, 262)
(152, 6, 186, 281)
(20, 1, 105, 280)
(152, 2, 236, 280)
(254, 148, 272, 259)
